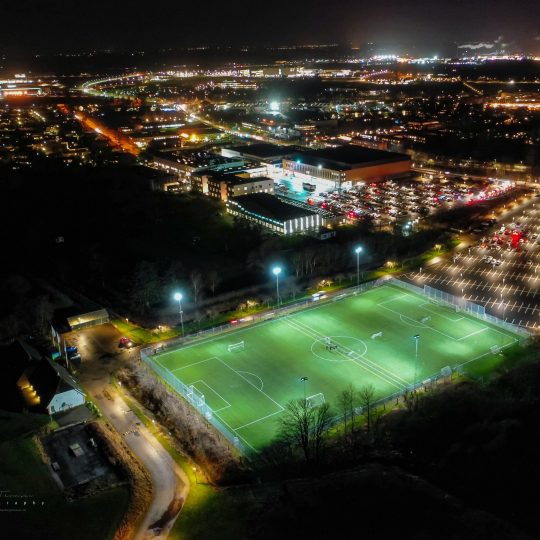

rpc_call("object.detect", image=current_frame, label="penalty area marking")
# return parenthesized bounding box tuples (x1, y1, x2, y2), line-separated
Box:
(187, 379, 232, 412)
(236, 371, 264, 391)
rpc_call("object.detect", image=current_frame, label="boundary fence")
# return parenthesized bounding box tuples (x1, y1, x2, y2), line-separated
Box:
(388, 278, 530, 338)
(140, 276, 530, 454)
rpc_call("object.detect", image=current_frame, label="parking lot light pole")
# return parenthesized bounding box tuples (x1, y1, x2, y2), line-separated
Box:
(355, 246, 363, 290)
(174, 292, 184, 336)
(413, 335, 420, 392)
(300, 376, 308, 402)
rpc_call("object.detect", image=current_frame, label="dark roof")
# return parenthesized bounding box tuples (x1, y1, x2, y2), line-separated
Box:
(0, 340, 82, 413)
(229, 193, 319, 222)
(227, 143, 297, 159)
(289, 145, 411, 171)
(26, 358, 82, 407)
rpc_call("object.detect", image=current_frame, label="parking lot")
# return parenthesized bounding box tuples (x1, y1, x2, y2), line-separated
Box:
(404, 192, 540, 330)
(273, 170, 516, 228)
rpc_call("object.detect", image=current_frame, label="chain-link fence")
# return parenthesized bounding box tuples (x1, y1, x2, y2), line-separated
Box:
(140, 275, 529, 454)
(388, 278, 530, 338)
(140, 348, 245, 452)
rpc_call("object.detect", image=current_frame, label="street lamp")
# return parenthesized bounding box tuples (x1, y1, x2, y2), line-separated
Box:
(173, 292, 184, 337)
(300, 376, 308, 402)
(272, 266, 282, 306)
(413, 334, 420, 392)
(354, 246, 363, 290)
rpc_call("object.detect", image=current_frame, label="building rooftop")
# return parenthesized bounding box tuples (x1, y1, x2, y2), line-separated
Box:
(289, 145, 411, 171)
(159, 149, 242, 169)
(226, 143, 298, 160)
(229, 193, 319, 222)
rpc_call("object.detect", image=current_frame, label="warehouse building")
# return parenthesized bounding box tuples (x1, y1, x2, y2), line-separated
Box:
(226, 193, 323, 235)
(282, 145, 411, 188)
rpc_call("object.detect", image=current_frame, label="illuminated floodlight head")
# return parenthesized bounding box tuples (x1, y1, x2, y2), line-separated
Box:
(318, 164, 322, 169)
(355, 246, 363, 254)
(173, 292, 183, 302)
(296, 159, 302, 164)
(272, 266, 282, 276)
(269, 101, 280, 112)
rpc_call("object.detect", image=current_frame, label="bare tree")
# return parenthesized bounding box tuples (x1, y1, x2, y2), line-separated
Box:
(278, 398, 333, 464)
(338, 383, 358, 437)
(312, 402, 333, 464)
(208, 270, 222, 296)
(190, 270, 205, 308)
(359, 384, 376, 436)
(278, 399, 312, 463)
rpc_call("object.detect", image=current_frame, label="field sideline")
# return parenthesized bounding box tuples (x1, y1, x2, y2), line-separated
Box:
(151, 284, 520, 451)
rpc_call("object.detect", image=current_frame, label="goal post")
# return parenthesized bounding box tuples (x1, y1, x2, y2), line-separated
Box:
(227, 341, 245, 352)
(305, 393, 325, 409)
(187, 384, 206, 407)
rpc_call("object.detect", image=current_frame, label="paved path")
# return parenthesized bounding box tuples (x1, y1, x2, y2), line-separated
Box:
(68, 324, 189, 539)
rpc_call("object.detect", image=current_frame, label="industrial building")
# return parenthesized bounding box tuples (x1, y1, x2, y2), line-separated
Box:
(282, 145, 411, 188)
(226, 193, 323, 235)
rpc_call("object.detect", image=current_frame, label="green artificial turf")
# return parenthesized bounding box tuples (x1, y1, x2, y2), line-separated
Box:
(152, 284, 520, 451)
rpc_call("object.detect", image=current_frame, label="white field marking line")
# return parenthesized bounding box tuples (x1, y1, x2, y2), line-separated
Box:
(285, 316, 407, 389)
(457, 328, 488, 341)
(234, 409, 284, 431)
(170, 356, 219, 373)
(168, 370, 258, 453)
(377, 302, 457, 342)
(399, 315, 426, 328)
(210, 410, 258, 453)
(188, 379, 232, 411)
(236, 371, 264, 391)
(377, 293, 410, 306)
(287, 320, 403, 388)
(155, 285, 387, 359)
(418, 303, 464, 322)
(217, 358, 285, 412)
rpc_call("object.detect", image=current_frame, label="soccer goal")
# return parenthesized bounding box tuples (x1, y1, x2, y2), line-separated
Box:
(371, 331, 383, 339)
(187, 385, 206, 407)
(228, 341, 245, 353)
(306, 393, 325, 409)
(419, 316, 431, 324)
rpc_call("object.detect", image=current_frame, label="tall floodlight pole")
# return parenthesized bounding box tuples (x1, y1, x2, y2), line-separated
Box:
(174, 292, 184, 336)
(272, 266, 282, 307)
(355, 246, 363, 290)
(300, 376, 308, 402)
(413, 334, 420, 392)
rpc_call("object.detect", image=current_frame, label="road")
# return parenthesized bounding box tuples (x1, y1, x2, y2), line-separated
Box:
(67, 324, 188, 539)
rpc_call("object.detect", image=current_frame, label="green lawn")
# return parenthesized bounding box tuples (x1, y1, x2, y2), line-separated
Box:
(151, 284, 520, 452)
(0, 415, 129, 540)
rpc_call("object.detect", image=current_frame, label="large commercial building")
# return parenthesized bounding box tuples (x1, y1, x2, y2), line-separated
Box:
(226, 193, 323, 235)
(282, 145, 411, 188)
(193, 172, 275, 201)
(222, 143, 298, 163)
(153, 150, 244, 179)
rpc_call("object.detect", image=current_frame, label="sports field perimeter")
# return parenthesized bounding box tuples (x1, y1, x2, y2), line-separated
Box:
(152, 284, 520, 452)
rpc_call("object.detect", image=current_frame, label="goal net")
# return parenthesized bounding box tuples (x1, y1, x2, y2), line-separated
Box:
(187, 385, 206, 407)
(305, 393, 325, 409)
(228, 341, 245, 352)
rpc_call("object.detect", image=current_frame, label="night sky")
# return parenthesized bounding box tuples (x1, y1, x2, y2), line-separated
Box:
(2, 0, 540, 55)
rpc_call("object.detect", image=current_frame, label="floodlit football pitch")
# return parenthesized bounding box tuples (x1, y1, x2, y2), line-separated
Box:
(151, 284, 520, 452)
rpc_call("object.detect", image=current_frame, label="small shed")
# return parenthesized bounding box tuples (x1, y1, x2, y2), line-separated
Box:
(67, 309, 109, 331)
